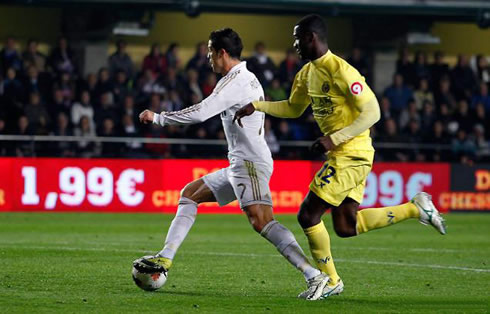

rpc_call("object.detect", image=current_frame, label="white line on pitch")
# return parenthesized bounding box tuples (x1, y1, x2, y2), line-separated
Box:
(0, 244, 488, 273)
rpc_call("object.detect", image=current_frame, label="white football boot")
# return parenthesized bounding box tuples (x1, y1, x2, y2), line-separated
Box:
(411, 192, 447, 235)
(316, 279, 344, 300)
(297, 273, 329, 300)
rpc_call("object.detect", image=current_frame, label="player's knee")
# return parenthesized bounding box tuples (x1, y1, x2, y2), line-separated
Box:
(297, 203, 314, 228)
(180, 185, 200, 204)
(333, 224, 356, 238)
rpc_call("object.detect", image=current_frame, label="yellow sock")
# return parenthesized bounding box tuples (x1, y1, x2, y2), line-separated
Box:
(304, 221, 340, 285)
(356, 202, 419, 234)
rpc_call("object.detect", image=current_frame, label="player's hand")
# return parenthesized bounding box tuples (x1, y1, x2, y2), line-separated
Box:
(233, 103, 256, 128)
(311, 136, 336, 154)
(139, 110, 155, 124)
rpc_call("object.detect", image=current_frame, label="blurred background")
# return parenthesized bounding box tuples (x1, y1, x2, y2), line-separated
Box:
(0, 0, 489, 213)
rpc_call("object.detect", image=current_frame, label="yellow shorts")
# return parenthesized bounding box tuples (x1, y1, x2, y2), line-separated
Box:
(309, 152, 374, 207)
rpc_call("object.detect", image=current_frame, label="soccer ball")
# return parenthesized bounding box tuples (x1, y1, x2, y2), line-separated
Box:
(132, 256, 168, 291)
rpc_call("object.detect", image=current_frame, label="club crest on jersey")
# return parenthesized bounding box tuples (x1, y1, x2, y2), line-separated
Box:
(322, 82, 330, 93)
(350, 82, 363, 95)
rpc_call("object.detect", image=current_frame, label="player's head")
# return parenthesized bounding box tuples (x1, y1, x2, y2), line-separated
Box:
(208, 28, 243, 73)
(293, 14, 328, 60)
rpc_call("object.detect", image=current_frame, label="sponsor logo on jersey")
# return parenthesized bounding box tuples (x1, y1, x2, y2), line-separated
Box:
(350, 82, 363, 95)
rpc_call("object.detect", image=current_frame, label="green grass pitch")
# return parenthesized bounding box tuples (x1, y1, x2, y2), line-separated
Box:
(0, 212, 489, 313)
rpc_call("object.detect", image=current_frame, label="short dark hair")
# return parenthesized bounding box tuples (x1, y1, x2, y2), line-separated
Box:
(296, 14, 328, 42)
(209, 28, 243, 59)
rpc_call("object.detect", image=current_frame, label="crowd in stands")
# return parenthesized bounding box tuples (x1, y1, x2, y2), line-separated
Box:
(0, 36, 489, 163)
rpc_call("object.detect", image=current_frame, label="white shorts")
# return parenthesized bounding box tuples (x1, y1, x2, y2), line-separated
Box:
(202, 159, 273, 209)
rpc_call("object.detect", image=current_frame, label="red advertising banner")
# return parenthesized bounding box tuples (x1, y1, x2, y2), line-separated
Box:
(0, 158, 451, 213)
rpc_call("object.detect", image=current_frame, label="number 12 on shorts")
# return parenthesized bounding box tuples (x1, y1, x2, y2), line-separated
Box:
(317, 163, 336, 188)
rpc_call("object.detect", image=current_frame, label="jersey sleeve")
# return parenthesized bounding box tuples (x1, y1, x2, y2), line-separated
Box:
(253, 65, 310, 118)
(334, 62, 375, 110)
(154, 78, 242, 126)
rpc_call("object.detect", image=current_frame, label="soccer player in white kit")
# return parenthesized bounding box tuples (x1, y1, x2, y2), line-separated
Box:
(136, 28, 323, 297)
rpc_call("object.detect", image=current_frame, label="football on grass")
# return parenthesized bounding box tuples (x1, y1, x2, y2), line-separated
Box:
(132, 257, 167, 291)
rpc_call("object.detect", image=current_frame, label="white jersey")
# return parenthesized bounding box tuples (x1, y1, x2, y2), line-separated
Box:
(153, 61, 273, 167)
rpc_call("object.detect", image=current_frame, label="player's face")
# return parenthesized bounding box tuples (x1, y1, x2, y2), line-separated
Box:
(293, 25, 310, 60)
(207, 40, 222, 73)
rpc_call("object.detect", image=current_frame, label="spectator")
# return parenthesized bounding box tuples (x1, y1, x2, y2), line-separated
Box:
(99, 118, 120, 157)
(74, 115, 98, 158)
(48, 88, 71, 121)
(165, 43, 181, 70)
(401, 118, 424, 161)
(278, 48, 302, 88)
(434, 77, 457, 111)
(22, 39, 46, 73)
(15, 116, 35, 157)
(167, 90, 184, 112)
(112, 70, 130, 104)
(71, 90, 94, 128)
(264, 118, 279, 154)
(24, 92, 51, 133)
(412, 51, 430, 85)
(1, 37, 22, 75)
(183, 68, 203, 103)
(108, 39, 133, 78)
(420, 100, 436, 131)
(379, 96, 394, 126)
(476, 55, 490, 88)
(201, 72, 217, 98)
(451, 54, 477, 101)
(383, 73, 413, 115)
(471, 82, 490, 111)
(377, 118, 408, 161)
(138, 68, 165, 97)
(121, 114, 143, 154)
(3, 67, 24, 102)
(451, 129, 476, 162)
(54, 71, 76, 102)
(413, 78, 434, 110)
(94, 67, 113, 99)
(451, 100, 473, 133)
(473, 103, 489, 139)
(347, 47, 370, 82)
(265, 78, 287, 101)
(94, 91, 119, 128)
(142, 43, 167, 77)
(429, 51, 449, 91)
(120, 94, 139, 125)
(395, 48, 415, 87)
(423, 120, 450, 161)
(80, 73, 98, 100)
(161, 67, 184, 94)
(0, 118, 7, 156)
(49, 36, 76, 76)
(23, 65, 50, 100)
(474, 124, 490, 161)
(186, 41, 212, 82)
(51, 112, 74, 157)
(247, 42, 276, 88)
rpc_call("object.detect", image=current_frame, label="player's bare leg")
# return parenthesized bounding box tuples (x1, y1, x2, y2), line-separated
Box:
(243, 204, 322, 298)
(333, 194, 446, 237)
(134, 179, 215, 272)
(297, 192, 343, 300)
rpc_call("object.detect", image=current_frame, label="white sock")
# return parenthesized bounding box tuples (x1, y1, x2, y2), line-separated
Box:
(261, 220, 321, 281)
(158, 197, 197, 260)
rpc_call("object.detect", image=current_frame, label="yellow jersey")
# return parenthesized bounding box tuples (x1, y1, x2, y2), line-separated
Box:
(254, 50, 376, 155)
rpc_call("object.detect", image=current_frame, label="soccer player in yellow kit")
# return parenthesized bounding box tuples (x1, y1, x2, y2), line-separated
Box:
(234, 14, 446, 301)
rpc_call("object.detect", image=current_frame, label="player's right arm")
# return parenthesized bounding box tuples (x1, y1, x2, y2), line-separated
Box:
(140, 78, 242, 127)
(234, 67, 310, 125)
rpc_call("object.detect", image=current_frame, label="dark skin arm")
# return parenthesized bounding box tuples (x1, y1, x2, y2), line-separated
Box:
(232, 103, 255, 128)
(234, 103, 336, 154)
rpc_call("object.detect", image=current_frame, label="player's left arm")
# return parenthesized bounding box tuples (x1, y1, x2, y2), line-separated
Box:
(329, 65, 380, 146)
